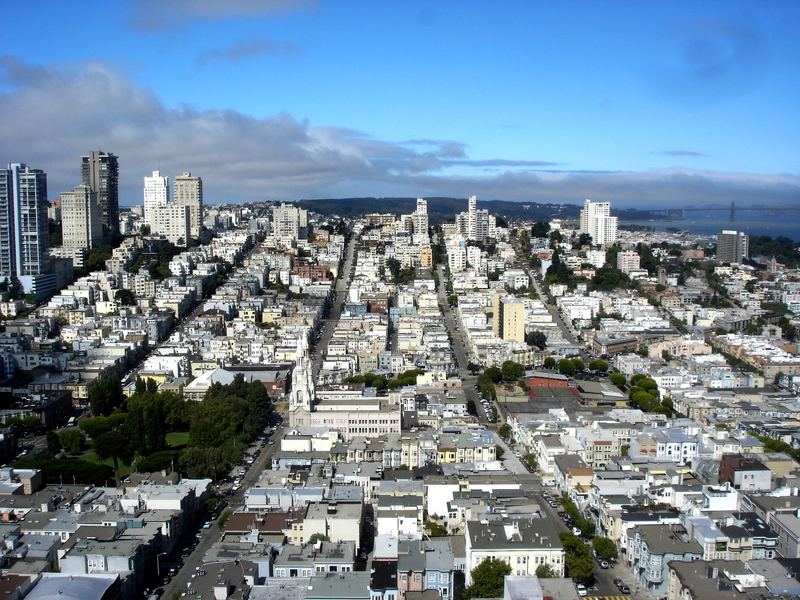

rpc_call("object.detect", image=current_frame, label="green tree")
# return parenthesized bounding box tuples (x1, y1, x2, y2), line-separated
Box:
(535, 564, 557, 578)
(592, 536, 619, 561)
(525, 331, 547, 350)
(559, 532, 594, 582)
(79, 416, 113, 438)
(558, 359, 576, 376)
(498, 424, 512, 440)
(93, 431, 131, 471)
(114, 289, 136, 306)
(571, 358, 585, 371)
(46, 431, 62, 454)
(308, 533, 330, 544)
(543, 356, 557, 369)
(89, 374, 124, 417)
(589, 359, 608, 372)
(609, 372, 626, 387)
(495, 445, 505, 460)
(463, 558, 512, 599)
(483, 367, 503, 383)
(524, 453, 538, 471)
(501, 360, 525, 382)
(58, 429, 86, 454)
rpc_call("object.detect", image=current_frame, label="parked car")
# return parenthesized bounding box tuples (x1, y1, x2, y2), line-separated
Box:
(599, 560, 609, 569)
(620, 585, 631, 594)
(613, 578, 623, 589)
(575, 583, 587, 597)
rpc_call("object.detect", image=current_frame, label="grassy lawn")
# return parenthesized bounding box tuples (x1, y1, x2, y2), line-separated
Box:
(166, 431, 190, 448)
(80, 449, 135, 476)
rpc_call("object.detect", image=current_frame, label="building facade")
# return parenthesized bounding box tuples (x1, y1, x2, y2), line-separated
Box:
(174, 171, 203, 239)
(143, 170, 169, 228)
(60, 184, 103, 251)
(81, 151, 118, 238)
(580, 198, 618, 246)
(716, 230, 749, 264)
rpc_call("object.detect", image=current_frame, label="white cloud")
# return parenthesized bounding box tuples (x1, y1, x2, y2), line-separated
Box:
(0, 57, 797, 209)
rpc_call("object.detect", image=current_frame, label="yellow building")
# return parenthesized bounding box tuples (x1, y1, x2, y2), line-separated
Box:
(492, 293, 525, 343)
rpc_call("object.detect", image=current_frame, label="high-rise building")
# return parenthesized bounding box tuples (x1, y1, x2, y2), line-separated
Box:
(272, 203, 308, 245)
(716, 230, 749, 264)
(143, 170, 169, 228)
(492, 293, 525, 343)
(461, 195, 491, 242)
(0, 164, 55, 299)
(81, 151, 119, 239)
(617, 250, 641, 274)
(60, 184, 103, 251)
(174, 171, 203, 239)
(410, 198, 429, 241)
(579, 198, 618, 246)
(152, 204, 190, 247)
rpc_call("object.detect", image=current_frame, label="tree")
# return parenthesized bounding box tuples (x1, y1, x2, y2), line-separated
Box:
(592, 536, 619, 561)
(558, 358, 576, 376)
(93, 431, 131, 471)
(501, 360, 524, 382)
(543, 356, 557, 369)
(531, 222, 550, 238)
(46, 431, 62, 454)
(89, 374, 124, 416)
(58, 429, 86, 454)
(559, 532, 594, 582)
(308, 533, 329, 544)
(571, 358, 585, 371)
(114, 289, 136, 306)
(525, 331, 547, 350)
(463, 557, 511, 599)
(524, 453, 538, 471)
(536, 564, 557, 578)
(589, 359, 608, 372)
(498, 424, 512, 440)
(79, 416, 113, 438)
(483, 367, 503, 383)
(495, 445, 505, 460)
(609, 372, 626, 387)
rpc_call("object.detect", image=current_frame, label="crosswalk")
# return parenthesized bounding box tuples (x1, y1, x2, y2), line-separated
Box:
(587, 596, 632, 600)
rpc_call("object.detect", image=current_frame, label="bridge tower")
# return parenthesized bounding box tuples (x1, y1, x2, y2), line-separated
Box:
(729, 201, 736, 221)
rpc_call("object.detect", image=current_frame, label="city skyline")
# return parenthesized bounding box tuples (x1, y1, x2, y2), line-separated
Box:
(0, 1, 798, 207)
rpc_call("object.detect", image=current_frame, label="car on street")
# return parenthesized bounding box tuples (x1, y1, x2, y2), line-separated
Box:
(575, 583, 587, 597)
(620, 584, 631, 594)
(613, 578, 623, 588)
(202, 521, 212, 529)
(599, 560, 609, 569)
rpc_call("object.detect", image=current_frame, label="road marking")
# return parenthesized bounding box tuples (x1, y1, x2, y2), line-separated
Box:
(587, 596, 631, 600)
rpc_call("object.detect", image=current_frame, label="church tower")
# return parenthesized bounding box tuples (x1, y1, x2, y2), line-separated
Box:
(289, 333, 315, 426)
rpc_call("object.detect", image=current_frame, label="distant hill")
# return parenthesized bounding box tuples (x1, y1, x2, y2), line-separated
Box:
(297, 196, 657, 224)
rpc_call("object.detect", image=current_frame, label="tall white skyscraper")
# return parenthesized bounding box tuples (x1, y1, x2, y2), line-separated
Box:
(464, 195, 490, 242)
(411, 198, 429, 241)
(174, 171, 203, 239)
(579, 198, 618, 246)
(60, 184, 103, 251)
(272, 203, 308, 245)
(143, 170, 169, 228)
(0, 163, 55, 299)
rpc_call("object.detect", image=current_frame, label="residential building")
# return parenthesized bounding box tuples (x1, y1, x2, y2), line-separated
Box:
(617, 250, 641, 274)
(60, 184, 103, 251)
(272, 203, 308, 245)
(464, 519, 565, 583)
(493, 294, 525, 343)
(152, 204, 190, 247)
(81, 151, 118, 238)
(0, 163, 54, 299)
(579, 198, 618, 246)
(174, 171, 203, 239)
(143, 170, 168, 228)
(716, 230, 749, 264)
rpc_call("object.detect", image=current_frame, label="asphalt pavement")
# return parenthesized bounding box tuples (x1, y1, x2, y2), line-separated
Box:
(312, 234, 356, 376)
(159, 426, 283, 599)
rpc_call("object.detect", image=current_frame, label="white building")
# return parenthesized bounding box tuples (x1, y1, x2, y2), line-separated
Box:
(617, 250, 641, 273)
(152, 204, 190, 246)
(143, 170, 169, 228)
(579, 198, 618, 246)
(272, 203, 308, 245)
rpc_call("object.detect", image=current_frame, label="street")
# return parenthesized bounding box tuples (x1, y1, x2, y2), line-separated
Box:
(159, 425, 284, 599)
(435, 264, 486, 424)
(312, 233, 357, 376)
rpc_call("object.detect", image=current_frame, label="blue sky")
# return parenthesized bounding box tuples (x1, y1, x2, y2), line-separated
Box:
(1, 0, 798, 207)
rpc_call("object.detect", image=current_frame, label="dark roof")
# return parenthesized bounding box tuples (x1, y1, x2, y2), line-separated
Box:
(370, 559, 398, 591)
